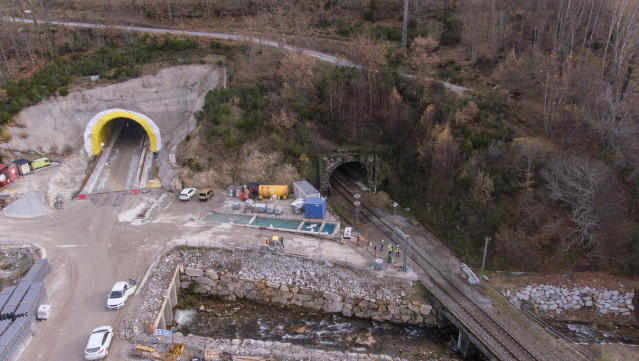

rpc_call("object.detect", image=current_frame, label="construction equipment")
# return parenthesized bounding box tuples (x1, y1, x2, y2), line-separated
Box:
(130, 345, 157, 358)
(259, 236, 283, 253)
(163, 343, 184, 361)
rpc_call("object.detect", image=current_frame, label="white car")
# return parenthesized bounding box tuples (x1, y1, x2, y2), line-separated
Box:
(106, 281, 135, 310)
(179, 188, 197, 201)
(84, 326, 113, 360)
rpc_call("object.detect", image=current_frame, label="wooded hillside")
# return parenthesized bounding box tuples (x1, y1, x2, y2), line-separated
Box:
(0, 0, 638, 274)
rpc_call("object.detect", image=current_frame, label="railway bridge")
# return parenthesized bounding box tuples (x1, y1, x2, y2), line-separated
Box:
(329, 176, 590, 361)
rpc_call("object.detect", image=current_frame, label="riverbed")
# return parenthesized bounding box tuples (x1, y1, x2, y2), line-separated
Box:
(174, 296, 467, 360)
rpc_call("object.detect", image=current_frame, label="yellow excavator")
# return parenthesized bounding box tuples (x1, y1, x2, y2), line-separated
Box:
(259, 235, 284, 252)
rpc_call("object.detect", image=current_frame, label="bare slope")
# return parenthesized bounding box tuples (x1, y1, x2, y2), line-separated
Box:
(0, 65, 220, 202)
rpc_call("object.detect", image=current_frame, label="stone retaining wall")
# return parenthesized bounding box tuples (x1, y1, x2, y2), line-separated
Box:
(179, 266, 436, 326)
(505, 285, 636, 315)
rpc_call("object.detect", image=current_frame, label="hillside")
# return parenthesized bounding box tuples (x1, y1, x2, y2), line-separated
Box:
(0, 0, 638, 277)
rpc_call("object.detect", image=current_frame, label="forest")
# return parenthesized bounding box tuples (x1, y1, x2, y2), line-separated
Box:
(0, 0, 638, 274)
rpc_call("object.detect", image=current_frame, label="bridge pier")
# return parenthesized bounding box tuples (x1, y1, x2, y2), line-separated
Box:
(458, 330, 479, 358)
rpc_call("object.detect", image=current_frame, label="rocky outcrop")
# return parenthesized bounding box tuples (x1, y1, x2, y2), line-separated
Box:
(179, 267, 437, 326)
(505, 285, 635, 315)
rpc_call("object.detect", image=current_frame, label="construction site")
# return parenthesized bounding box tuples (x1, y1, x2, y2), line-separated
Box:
(0, 55, 636, 361)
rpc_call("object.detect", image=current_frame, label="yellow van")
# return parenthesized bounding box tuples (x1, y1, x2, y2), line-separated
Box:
(198, 188, 213, 201)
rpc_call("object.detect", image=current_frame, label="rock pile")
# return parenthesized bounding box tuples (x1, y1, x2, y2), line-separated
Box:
(504, 285, 635, 315)
(179, 249, 415, 305)
(180, 266, 435, 325)
(143, 192, 173, 222)
(460, 263, 480, 285)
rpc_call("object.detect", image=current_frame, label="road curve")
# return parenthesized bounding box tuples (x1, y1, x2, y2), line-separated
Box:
(5, 17, 469, 96)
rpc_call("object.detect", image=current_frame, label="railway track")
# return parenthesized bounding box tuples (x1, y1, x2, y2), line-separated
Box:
(329, 174, 585, 361)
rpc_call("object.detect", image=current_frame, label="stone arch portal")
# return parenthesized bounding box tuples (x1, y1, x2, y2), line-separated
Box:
(84, 109, 162, 156)
(320, 151, 380, 196)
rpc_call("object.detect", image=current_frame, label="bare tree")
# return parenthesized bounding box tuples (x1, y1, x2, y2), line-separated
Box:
(541, 153, 625, 254)
(407, 35, 440, 80)
(539, 53, 567, 135)
(581, 86, 639, 168)
(278, 51, 316, 106)
(471, 170, 495, 205)
(461, 2, 484, 66)
(513, 137, 548, 202)
(602, 0, 639, 87)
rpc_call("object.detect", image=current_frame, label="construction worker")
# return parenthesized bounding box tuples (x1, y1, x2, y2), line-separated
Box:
(380, 239, 384, 251)
(388, 243, 393, 256)
(395, 244, 400, 257)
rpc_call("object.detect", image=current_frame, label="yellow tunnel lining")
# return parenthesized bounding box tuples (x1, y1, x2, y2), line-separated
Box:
(90, 111, 158, 155)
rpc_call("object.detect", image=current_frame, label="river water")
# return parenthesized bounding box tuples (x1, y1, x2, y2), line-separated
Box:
(174, 297, 464, 360)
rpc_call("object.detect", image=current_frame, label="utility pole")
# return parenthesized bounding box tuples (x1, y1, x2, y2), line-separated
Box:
(402, 0, 408, 52)
(393, 227, 410, 272)
(353, 192, 361, 226)
(480, 236, 491, 284)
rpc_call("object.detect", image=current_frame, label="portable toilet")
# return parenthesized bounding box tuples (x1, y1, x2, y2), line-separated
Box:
(305, 197, 326, 219)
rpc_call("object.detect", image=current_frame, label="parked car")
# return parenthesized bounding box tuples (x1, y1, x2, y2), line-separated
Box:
(106, 281, 135, 310)
(84, 326, 113, 360)
(198, 188, 213, 201)
(179, 188, 197, 201)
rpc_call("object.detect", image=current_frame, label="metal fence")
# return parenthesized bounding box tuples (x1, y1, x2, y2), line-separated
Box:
(0, 258, 50, 361)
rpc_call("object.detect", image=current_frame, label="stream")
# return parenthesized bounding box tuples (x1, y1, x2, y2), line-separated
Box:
(551, 322, 639, 345)
(173, 297, 463, 360)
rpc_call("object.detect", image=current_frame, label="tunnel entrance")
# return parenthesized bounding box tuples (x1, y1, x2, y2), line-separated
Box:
(89, 117, 149, 193)
(84, 108, 162, 156)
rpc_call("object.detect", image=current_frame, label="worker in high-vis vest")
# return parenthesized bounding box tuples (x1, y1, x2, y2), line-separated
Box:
(396, 244, 400, 257)
(388, 244, 393, 256)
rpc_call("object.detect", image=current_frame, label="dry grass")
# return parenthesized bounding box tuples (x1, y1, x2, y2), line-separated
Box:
(0, 127, 13, 142)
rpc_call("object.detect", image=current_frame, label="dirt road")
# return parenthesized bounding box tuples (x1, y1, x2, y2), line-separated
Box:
(0, 188, 379, 361)
(0, 192, 179, 360)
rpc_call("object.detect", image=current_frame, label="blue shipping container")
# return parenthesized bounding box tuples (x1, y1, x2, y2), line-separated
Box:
(305, 197, 326, 219)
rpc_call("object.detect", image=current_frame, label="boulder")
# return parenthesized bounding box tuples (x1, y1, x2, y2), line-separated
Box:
(195, 276, 215, 286)
(293, 326, 307, 334)
(185, 267, 204, 277)
(323, 300, 344, 313)
(355, 331, 376, 347)
(204, 269, 219, 280)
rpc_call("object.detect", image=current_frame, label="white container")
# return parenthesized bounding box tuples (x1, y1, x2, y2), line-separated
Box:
(343, 227, 352, 239)
(37, 304, 50, 320)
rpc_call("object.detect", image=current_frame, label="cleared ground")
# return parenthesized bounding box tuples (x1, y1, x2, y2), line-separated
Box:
(0, 188, 387, 360)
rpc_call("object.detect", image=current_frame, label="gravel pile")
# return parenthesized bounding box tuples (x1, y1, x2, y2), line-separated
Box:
(1, 191, 50, 218)
(504, 285, 636, 315)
